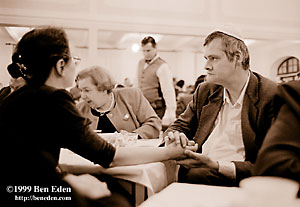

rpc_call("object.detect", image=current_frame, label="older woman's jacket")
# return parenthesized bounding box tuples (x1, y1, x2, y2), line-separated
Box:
(78, 87, 162, 139)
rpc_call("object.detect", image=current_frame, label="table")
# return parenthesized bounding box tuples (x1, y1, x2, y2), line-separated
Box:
(139, 182, 300, 207)
(58, 139, 178, 205)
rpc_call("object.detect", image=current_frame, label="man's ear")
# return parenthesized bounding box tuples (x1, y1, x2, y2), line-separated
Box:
(55, 59, 66, 76)
(235, 51, 242, 63)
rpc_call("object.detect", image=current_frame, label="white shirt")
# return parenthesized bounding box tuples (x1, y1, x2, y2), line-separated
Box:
(202, 72, 250, 179)
(143, 55, 176, 125)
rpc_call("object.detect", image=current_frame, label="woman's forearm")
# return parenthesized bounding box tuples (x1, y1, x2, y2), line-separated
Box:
(110, 147, 172, 167)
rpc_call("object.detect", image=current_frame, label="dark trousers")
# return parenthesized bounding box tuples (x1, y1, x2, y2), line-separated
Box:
(178, 166, 238, 187)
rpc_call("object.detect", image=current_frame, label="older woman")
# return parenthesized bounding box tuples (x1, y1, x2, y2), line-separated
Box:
(76, 66, 161, 139)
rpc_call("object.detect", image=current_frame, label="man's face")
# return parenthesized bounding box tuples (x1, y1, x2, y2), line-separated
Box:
(142, 43, 157, 61)
(203, 38, 236, 86)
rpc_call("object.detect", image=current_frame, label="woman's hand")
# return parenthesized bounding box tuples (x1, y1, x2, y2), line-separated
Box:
(164, 131, 196, 148)
(63, 174, 111, 199)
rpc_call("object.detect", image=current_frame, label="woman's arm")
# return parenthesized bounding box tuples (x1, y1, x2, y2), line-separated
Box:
(110, 140, 197, 167)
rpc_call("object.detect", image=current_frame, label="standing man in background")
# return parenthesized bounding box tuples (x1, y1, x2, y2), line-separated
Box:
(137, 36, 176, 128)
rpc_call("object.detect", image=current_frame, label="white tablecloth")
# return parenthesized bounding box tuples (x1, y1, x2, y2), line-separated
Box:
(139, 182, 300, 207)
(58, 139, 177, 196)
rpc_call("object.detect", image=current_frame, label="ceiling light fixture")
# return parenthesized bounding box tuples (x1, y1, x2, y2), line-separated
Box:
(131, 43, 140, 53)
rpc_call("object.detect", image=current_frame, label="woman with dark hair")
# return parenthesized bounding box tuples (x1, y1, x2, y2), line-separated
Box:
(0, 27, 195, 206)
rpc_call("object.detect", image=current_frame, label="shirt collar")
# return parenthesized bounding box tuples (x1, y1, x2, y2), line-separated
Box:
(223, 71, 250, 106)
(94, 92, 115, 116)
(145, 54, 159, 65)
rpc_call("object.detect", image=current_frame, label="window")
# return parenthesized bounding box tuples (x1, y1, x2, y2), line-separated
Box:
(277, 57, 299, 82)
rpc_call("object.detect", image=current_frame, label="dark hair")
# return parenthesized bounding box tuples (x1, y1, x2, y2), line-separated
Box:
(141, 36, 156, 48)
(176, 80, 185, 88)
(203, 31, 250, 70)
(7, 27, 70, 86)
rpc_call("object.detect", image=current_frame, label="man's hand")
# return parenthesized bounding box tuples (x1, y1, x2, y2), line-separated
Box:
(176, 150, 219, 170)
(165, 131, 196, 148)
(164, 131, 198, 160)
(165, 139, 198, 160)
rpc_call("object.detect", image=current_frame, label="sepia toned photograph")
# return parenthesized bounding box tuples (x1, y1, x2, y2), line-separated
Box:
(0, 0, 299, 206)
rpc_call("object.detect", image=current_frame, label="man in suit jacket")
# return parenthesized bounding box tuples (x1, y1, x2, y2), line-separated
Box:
(253, 80, 300, 197)
(164, 28, 277, 186)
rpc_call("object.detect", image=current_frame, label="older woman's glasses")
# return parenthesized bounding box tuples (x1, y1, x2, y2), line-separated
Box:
(72, 56, 81, 65)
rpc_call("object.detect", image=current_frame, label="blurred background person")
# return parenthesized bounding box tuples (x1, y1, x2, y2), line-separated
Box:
(77, 65, 162, 139)
(136, 36, 176, 129)
(175, 79, 185, 99)
(0, 77, 26, 103)
(123, 77, 133, 87)
(176, 75, 206, 117)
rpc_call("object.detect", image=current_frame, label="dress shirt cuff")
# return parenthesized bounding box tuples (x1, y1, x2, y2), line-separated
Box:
(217, 161, 236, 180)
(162, 107, 176, 125)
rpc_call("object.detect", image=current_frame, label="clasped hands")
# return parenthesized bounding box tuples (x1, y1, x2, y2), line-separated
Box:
(165, 131, 219, 170)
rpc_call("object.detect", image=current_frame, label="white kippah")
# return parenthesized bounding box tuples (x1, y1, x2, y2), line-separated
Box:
(210, 23, 244, 41)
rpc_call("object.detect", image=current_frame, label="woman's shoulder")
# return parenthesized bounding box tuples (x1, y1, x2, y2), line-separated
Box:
(38, 85, 74, 101)
(114, 87, 142, 97)
(113, 87, 144, 106)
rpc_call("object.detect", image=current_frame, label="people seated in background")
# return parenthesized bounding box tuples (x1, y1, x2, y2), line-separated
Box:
(253, 80, 300, 197)
(175, 79, 185, 99)
(164, 27, 278, 187)
(0, 77, 26, 103)
(176, 75, 206, 117)
(0, 27, 196, 207)
(123, 77, 133, 87)
(76, 65, 162, 139)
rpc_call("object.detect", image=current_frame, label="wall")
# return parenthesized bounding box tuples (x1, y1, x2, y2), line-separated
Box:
(71, 47, 202, 86)
(0, 28, 15, 86)
(0, 0, 300, 86)
(249, 41, 300, 82)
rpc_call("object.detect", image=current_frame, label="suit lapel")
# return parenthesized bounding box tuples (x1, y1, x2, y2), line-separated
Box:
(194, 87, 223, 148)
(241, 72, 259, 161)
